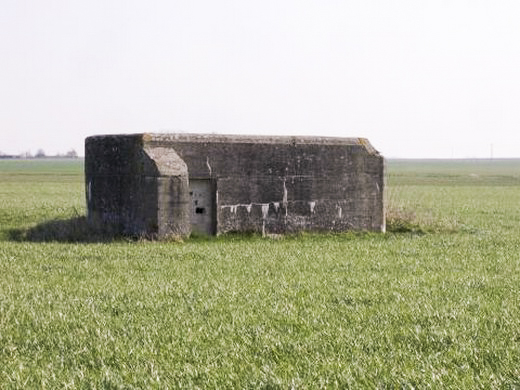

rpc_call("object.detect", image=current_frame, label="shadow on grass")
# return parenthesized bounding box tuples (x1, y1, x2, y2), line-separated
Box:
(8, 216, 124, 243)
(7, 212, 458, 244)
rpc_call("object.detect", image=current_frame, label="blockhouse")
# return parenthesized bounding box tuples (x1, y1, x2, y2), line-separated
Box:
(85, 133, 385, 238)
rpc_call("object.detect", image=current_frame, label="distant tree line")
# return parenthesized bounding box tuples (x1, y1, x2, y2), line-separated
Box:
(0, 149, 79, 159)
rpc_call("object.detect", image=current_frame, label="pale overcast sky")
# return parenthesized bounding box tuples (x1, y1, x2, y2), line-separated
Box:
(1, 0, 519, 158)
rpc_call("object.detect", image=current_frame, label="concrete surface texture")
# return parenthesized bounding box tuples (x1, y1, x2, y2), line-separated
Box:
(85, 133, 385, 238)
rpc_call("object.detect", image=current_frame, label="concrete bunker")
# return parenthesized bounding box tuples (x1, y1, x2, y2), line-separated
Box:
(85, 133, 385, 238)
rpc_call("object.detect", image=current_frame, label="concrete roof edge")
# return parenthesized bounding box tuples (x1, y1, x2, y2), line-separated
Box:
(86, 133, 381, 155)
(85, 133, 145, 141)
(146, 132, 361, 145)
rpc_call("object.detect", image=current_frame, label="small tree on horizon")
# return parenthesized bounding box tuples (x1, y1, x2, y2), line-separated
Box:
(65, 149, 78, 158)
(35, 149, 46, 158)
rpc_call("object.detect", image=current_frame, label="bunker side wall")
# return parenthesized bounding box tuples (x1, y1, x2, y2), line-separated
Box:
(85, 135, 161, 236)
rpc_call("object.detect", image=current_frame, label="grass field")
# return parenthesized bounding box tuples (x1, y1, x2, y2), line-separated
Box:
(1, 158, 519, 388)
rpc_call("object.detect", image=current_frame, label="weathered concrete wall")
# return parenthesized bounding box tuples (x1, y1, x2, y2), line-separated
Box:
(85, 135, 191, 238)
(85, 133, 385, 238)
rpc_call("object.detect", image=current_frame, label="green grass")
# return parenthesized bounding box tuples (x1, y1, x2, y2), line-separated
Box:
(387, 158, 520, 186)
(1, 159, 520, 388)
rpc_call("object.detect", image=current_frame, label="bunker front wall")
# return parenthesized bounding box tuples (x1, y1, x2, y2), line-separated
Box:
(146, 135, 385, 234)
(85, 135, 191, 238)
